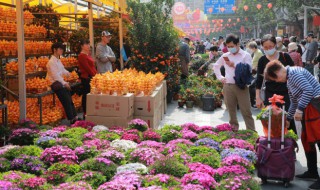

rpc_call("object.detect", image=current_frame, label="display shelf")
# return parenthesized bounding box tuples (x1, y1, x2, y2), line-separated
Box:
(0, 36, 52, 41)
(0, 51, 76, 59)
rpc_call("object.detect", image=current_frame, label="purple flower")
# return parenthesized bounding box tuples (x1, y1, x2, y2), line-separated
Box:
(40, 146, 78, 165)
(22, 177, 46, 188)
(187, 162, 216, 176)
(52, 125, 67, 132)
(138, 141, 165, 152)
(220, 148, 257, 163)
(0, 180, 21, 190)
(83, 132, 97, 140)
(182, 130, 198, 141)
(195, 138, 220, 151)
(215, 123, 233, 132)
(181, 184, 205, 190)
(130, 148, 165, 166)
(181, 172, 218, 190)
(213, 165, 248, 179)
(199, 125, 214, 132)
(128, 119, 149, 132)
(53, 181, 92, 190)
(181, 123, 201, 133)
(83, 139, 110, 150)
(100, 148, 125, 164)
(139, 186, 163, 190)
(40, 130, 59, 138)
(95, 157, 113, 166)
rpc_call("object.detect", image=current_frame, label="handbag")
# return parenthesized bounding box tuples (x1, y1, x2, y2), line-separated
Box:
(51, 81, 63, 91)
(260, 77, 266, 101)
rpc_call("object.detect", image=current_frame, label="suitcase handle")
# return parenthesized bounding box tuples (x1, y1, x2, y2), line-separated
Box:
(267, 105, 286, 149)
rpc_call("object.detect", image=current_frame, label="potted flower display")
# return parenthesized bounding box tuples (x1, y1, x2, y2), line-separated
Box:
(256, 94, 288, 137)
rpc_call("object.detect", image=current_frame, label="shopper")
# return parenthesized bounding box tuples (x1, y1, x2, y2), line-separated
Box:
(196, 41, 206, 54)
(305, 33, 319, 75)
(96, 31, 116, 73)
(300, 39, 308, 66)
(178, 37, 190, 83)
(78, 39, 97, 119)
(255, 34, 296, 133)
(199, 46, 221, 71)
(247, 41, 263, 72)
(264, 60, 320, 190)
(276, 37, 287, 52)
(288, 42, 303, 67)
(213, 34, 255, 131)
(46, 42, 77, 124)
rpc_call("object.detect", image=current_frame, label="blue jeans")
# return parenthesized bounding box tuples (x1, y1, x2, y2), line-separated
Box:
(305, 64, 314, 76)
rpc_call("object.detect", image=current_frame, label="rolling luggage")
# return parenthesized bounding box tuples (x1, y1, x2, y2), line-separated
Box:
(256, 105, 298, 187)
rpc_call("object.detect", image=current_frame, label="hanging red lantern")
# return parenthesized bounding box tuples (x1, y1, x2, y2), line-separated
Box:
(243, 5, 249, 11)
(228, 18, 231, 22)
(220, 19, 224, 23)
(208, 8, 213, 13)
(232, 6, 237, 12)
(237, 18, 240, 22)
(220, 7, 225, 12)
(268, 3, 273, 9)
(256, 4, 262, 10)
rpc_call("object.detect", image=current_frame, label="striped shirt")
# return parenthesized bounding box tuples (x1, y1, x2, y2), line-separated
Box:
(287, 66, 320, 120)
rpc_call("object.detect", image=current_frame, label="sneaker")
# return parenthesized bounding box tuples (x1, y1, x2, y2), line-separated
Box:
(309, 179, 320, 190)
(296, 171, 319, 181)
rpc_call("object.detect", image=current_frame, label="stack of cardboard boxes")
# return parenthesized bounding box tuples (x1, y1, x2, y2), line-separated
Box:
(86, 81, 167, 129)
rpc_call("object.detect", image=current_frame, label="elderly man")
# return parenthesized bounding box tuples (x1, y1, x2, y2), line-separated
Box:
(276, 37, 287, 52)
(96, 31, 116, 73)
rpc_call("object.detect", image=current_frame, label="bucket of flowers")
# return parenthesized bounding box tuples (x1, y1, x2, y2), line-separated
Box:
(256, 94, 288, 137)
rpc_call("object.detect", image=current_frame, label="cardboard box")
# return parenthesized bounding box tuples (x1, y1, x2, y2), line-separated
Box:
(164, 98, 167, 114)
(155, 84, 163, 101)
(134, 113, 161, 129)
(86, 115, 132, 128)
(163, 80, 167, 96)
(134, 90, 162, 116)
(160, 103, 164, 120)
(87, 93, 134, 117)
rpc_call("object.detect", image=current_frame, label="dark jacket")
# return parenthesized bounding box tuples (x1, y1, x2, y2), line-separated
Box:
(234, 62, 253, 89)
(306, 40, 318, 62)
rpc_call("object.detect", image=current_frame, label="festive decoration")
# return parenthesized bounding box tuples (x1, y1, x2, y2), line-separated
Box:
(268, 3, 273, 9)
(256, 4, 262, 10)
(243, 5, 249, 11)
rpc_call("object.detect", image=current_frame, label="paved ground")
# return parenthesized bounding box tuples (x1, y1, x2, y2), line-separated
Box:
(160, 101, 320, 190)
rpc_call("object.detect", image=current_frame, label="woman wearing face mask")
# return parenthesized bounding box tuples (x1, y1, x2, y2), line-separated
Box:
(255, 34, 296, 133)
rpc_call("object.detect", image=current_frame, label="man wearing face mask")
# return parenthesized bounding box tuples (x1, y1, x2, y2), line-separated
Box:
(213, 34, 255, 131)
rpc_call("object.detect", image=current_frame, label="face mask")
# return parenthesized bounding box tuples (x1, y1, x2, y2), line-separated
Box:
(228, 47, 237, 54)
(265, 48, 276, 56)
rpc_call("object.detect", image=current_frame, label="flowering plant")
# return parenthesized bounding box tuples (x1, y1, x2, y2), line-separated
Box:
(181, 172, 218, 190)
(140, 186, 163, 190)
(181, 184, 205, 190)
(221, 155, 255, 173)
(130, 148, 165, 166)
(110, 139, 137, 152)
(116, 163, 148, 174)
(181, 123, 201, 133)
(36, 136, 56, 149)
(214, 131, 236, 142)
(48, 160, 81, 175)
(216, 174, 260, 190)
(1, 145, 43, 161)
(0, 171, 36, 183)
(40, 130, 60, 138)
(96, 131, 120, 141)
(11, 155, 46, 175)
(142, 174, 180, 188)
(199, 125, 214, 132)
(71, 120, 95, 131)
(187, 162, 215, 176)
(221, 148, 257, 163)
(43, 170, 68, 185)
(40, 146, 78, 165)
(58, 127, 88, 140)
(55, 138, 83, 150)
(53, 181, 92, 190)
(75, 145, 99, 161)
(168, 151, 192, 164)
(108, 126, 126, 135)
(0, 145, 19, 156)
(163, 139, 193, 154)
(52, 125, 67, 132)
(149, 157, 188, 177)
(191, 152, 221, 169)
(128, 119, 149, 132)
(213, 165, 248, 181)
(92, 125, 109, 132)
(20, 177, 46, 189)
(234, 130, 259, 145)
(121, 132, 141, 143)
(159, 129, 182, 143)
(214, 123, 233, 132)
(66, 170, 106, 189)
(138, 140, 165, 152)
(0, 158, 11, 172)
(187, 146, 218, 157)
(181, 130, 198, 142)
(97, 172, 141, 190)
(100, 148, 125, 164)
(81, 158, 116, 180)
(83, 132, 97, 140)
(83, 139, 109, 150)
(97, 182, 136, 190)
(143, 129, 161, 141)
(18, 118, 38, 129)
(0, 180, 20, 190)
(195, 138, 220, 151)
(221, 138, 255, 151)
(9, 128, 39, 145)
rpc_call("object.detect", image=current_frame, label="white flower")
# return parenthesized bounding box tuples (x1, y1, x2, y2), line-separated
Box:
(92, 125, 109, 132)
(116, 163, 148, 174)
(110, 139, 137, 152)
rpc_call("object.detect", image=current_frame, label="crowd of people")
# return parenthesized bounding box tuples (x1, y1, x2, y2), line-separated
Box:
(179, 33, 320, 190)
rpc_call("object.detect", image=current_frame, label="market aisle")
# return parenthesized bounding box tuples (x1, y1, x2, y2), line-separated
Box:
(160, 101, 319, 190)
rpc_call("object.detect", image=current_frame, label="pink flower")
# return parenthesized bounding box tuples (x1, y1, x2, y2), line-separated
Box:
(182, 130, 198, 141)
(187, 162, 216, 176)
(143, 129, 161, 141)
(121, 133, 141, 143)
(130, 148, 165, 166)
(181, 172, 218, 190)
(40, 146, 78, 165)
(83, 139, 110, 150)
(138, 141, 165, 152)
(221, 138, 254, 151)
(215, 123, 233, 132)
(22, 177, 46, 188)
(181, 123, 201, 132)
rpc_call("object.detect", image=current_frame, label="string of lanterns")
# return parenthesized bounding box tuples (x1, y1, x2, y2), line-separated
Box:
(218, 3, 273, 13)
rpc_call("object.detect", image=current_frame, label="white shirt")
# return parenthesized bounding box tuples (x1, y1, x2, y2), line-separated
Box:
(301, 45, 307, 63)
(46, 55, 70, 85)
(213, 48, 253, 84)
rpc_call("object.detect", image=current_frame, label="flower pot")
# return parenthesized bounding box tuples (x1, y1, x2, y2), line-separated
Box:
(261, 114, 288, 138)
(167, 90, 173, 103)
(186, 101, 194, 108)
(178, 100, 185, 108)
(202, 95, 215, 111)
(173, 93, 181, 101)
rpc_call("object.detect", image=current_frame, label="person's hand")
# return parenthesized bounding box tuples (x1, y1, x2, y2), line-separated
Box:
(285, 120, 290, 128)
(220, 77, 227, 84)
(64, 83, 71, 91)
(294, 111, 303, 121)
(256, 97, 264, 109)
(225, 61, 235, 68)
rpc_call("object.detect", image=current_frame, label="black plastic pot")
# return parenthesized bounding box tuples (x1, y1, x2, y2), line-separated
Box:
(202, 95, 215, 111)
(167, 90, 173, 103)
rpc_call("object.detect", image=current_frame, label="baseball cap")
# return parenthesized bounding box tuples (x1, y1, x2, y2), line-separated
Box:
(101, 31, 112, 36)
